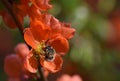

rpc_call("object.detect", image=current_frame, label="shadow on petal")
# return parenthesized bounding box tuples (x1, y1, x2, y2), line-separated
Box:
(24, 51, 38, 73)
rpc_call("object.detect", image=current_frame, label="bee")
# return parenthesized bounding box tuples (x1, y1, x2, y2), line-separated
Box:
(43, 45, 55, 62)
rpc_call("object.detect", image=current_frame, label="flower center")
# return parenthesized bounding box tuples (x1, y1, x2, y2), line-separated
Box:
(43, 45, 55, 61)
(34, 41, 55, 61)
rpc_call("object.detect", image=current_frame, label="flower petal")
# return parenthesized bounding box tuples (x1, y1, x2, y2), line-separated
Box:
(14, 43, 29, 60)
(50, 16, 61, 35)
(24, 51, 38, 73)
(49, 34, 69, 55)
(40, 14, 61, 36)
(29, 5, 41, 20)
(31, 0, 52, 11)
(72, 75, 82, 81)
(40, 54, 63, 73)
(1, 10, 16, 28)
(24, 28, 39, 49)
(40, 13, 51, 25)
(57, 74, 71, 81)
(57, 74, 82, 81)
(30, 19, 51, 42)
(61, 23, 75, 39)
(4, 54, 22, 77)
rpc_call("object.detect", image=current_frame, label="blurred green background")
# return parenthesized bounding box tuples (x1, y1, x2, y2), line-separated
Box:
(1, 0, 120, 81)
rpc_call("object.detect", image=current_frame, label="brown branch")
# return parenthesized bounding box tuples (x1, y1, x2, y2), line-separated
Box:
(37, 59, 48, 81)
(1, 0, 24, 35)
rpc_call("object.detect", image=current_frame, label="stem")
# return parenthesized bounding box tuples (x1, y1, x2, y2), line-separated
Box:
(1, 0, 24, 35)
(1, 0, 48, 81)
(37, 59, 48, 81)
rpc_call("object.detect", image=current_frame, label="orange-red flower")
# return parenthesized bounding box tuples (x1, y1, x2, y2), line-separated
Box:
(4, 43, 30, 80)
(23, 16, 75, 73)
(31, 13, 76, 40)
(5, 43, 50, 80)
(24, 50, 63, 73)
(24, 19, 71, 54)
(0, 2, 29, 29)
(0, 0, 53, 29)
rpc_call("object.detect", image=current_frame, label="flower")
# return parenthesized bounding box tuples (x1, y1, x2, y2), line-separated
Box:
(107, 9, 120, 49)
(24, 50, 63, 73)
(5, 43, 49, 80)
(39, 13, 76, 40)
(14, 43, 29, 60)
(4, 54, 22, 78)
(0, 0, 53, 29)
(4, 43, 30, 80)
(23, 16, 75, 73)
(0, 2, 28, 29)
(56, 74, 82, 81)
(24, 19, 71, 54)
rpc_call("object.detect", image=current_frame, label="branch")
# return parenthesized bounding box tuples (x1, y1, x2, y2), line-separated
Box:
(37, 59, 48, 81)
(1, 0, 24, 35)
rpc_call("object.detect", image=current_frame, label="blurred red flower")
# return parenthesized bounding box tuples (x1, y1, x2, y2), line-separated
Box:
(0, 10, 17, 28)
(0, 2, 28, 29)
(4, 43, 29, 80)
(57, 74, 82, 81)
(4, 54, 22, 78)
(107, 9, 120, 49)
(5, 43, 49, 80)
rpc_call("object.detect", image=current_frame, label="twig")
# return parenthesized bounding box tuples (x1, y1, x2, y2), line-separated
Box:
(1, 0, 24, 35)
(37, 59, 48, 81)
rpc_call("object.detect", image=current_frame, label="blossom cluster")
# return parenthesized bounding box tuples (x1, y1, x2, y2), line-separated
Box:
(1, 0, 76, 80)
